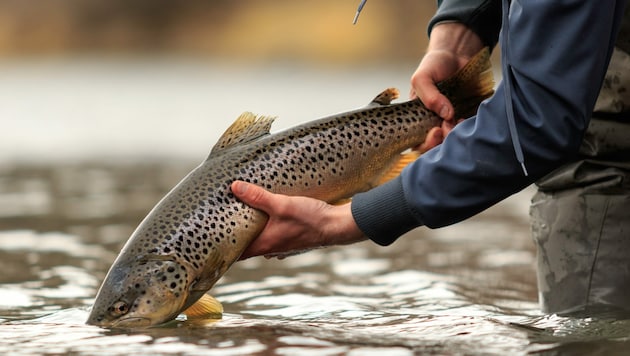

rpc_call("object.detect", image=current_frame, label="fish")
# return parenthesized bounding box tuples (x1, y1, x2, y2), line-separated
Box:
(86, 48, 494, 328)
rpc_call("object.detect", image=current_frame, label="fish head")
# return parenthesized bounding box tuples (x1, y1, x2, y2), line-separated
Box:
(87, 256, 193, 328)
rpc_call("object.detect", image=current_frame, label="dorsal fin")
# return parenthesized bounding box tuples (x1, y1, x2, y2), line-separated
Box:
(368, 87, 400, 106)
(211, 112, 276, 154)
(436, 47, 495, 119)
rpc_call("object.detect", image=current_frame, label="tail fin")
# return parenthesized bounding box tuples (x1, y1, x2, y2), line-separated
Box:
(437, 47, 495, 119)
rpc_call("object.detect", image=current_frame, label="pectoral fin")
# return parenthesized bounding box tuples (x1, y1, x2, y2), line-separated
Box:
(183, 294, 223, 319)
(331, 198, 352, 206)
(377, 151, 420, 186)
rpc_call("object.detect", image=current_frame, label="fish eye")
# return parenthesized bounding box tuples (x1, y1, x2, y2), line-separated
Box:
(109, 301, 129, 317)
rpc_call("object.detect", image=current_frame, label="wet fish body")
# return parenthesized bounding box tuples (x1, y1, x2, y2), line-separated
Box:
(87, 49, 493, 327)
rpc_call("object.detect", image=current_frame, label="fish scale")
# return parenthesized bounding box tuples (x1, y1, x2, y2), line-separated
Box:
(87, 48, 494, 328)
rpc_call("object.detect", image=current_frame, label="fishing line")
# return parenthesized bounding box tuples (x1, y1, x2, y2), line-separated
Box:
(353, 0, 367, 25)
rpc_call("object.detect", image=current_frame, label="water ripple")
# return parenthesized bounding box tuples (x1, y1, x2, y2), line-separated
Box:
(1, 162, 628, 354)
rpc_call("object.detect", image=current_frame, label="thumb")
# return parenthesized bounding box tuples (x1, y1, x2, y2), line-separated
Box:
(412, 78, 453, 120)
(231, 181, 272, 210)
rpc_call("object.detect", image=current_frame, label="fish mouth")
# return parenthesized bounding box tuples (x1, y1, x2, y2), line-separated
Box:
(111, 317, 153, 328)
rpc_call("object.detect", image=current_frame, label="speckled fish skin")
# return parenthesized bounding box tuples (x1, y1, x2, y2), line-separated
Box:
(87, 49, 493, 328)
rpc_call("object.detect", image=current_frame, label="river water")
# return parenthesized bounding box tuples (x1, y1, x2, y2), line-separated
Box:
(1, 57, 629, 355)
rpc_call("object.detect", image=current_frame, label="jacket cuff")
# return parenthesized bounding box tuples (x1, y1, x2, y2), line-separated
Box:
(351, 176, 423, 246)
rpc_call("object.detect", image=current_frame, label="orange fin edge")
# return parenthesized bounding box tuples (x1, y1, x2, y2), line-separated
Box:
(377, 151, 421, 186)
(331, 198, 352, 206)
(183, 294, 223, 319)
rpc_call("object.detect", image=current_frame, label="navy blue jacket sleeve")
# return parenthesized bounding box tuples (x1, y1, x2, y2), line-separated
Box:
(428, 0, 502, 49)
(352, 1, 626, 246)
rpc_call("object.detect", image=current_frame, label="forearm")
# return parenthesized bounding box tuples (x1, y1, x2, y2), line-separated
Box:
(427, 22, 483, 59)
(353, 1, 624, 245)
(429, 0, 502, 49)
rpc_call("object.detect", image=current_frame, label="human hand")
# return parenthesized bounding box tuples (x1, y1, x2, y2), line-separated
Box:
(411, 22, 484, 152)
(231, 181, 367, 260)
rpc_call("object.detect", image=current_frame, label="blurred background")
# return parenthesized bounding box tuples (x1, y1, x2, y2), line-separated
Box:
(0, 0, 437, 163)
(0, 0, 432, 64)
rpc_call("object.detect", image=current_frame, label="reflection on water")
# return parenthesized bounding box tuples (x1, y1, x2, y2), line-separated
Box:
(1, 60, 630, 355)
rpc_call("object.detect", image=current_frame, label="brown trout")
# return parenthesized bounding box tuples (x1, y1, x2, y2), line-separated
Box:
(87, 48, 493, 328)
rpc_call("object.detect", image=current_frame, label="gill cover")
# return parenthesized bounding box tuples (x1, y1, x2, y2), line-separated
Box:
(87, 258, 190, 327)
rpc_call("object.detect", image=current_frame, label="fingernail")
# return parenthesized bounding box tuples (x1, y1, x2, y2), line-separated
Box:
(232, 181, 248, 195)
(439, 104, 449, 119)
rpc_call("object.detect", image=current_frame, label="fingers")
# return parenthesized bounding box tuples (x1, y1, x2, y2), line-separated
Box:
(230, 182, 365, 261)
(411, 73, 453, 120)
(411, 23, 484, 122)
(409, 50, 459, 121)
(415, 126, 444, 153)
(413, 118, 465, 153)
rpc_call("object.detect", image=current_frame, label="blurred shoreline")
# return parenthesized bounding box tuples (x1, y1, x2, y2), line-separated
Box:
(0, 1, 434, 65)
